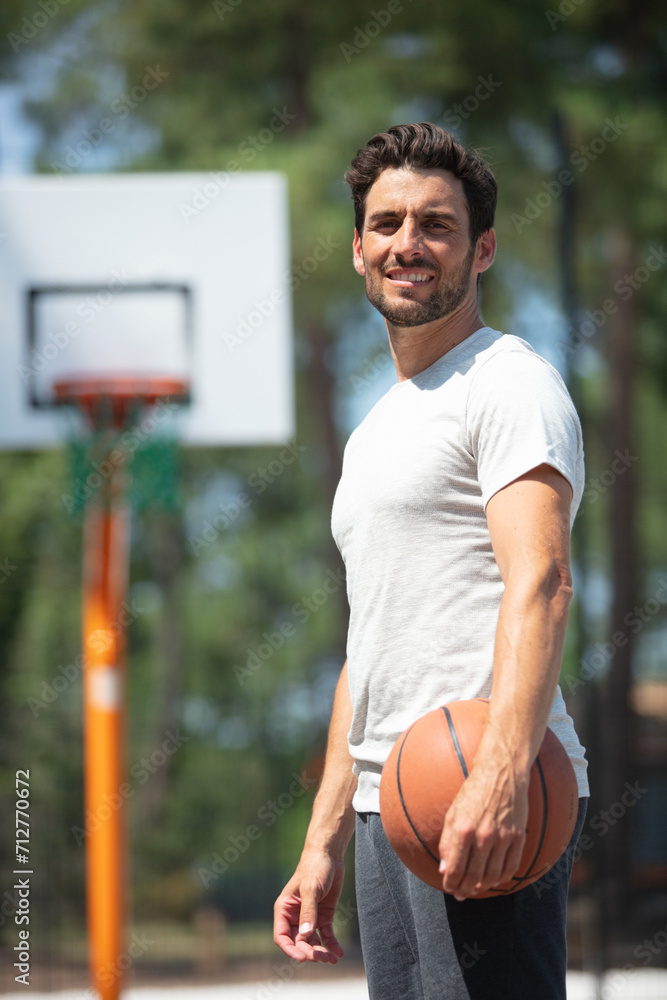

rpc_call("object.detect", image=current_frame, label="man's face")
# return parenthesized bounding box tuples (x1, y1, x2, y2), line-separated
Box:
(353, 167, 483, 328)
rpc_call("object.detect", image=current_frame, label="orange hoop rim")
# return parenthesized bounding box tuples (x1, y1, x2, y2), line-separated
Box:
(53, 375, 190, 430)
(53, 375, 190, 406)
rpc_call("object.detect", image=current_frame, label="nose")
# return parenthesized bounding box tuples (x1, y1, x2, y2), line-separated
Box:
(392, 218, 424, 259)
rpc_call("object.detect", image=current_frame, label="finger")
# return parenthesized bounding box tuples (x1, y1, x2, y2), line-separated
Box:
(319, 921, 345, 959)
(273, 908, 308, 962)
(450, 849, 488, 900)
(296, 887, 319, 944)
(310, 942, 339, 964)
(273, 920, 309, 962)
(479, 838, 513, 890)
(492, 830, 525, 887)
(294, 929, 338, 964)
(439, 834, 473, 897)
(274, 934, 309, 962)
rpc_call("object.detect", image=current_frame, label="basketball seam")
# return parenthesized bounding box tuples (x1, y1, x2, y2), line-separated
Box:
(442, 706, 469, 779)
(523, 755, 549, 879)
(396, 725, 440, 865)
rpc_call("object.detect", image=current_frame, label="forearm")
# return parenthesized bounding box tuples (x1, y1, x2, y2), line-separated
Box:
(477, 557, 573, 781)
(304, 659, 358, 860)
(273, 661, 355, 962)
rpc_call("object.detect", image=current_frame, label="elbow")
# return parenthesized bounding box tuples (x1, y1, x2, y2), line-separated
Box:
(503, 551, 573, 612)
(546, 559, 573, 610)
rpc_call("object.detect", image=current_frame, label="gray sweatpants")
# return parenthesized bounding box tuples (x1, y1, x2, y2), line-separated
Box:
(355, 799, 587, 1000)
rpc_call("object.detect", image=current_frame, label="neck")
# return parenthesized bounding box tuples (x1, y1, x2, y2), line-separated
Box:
(387, 298, 485, 381)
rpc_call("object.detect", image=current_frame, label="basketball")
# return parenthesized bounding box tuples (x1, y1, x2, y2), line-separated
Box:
(379, 698, 578, 897)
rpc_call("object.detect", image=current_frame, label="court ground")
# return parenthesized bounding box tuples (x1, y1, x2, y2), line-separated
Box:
(2, 969, 667, 1000)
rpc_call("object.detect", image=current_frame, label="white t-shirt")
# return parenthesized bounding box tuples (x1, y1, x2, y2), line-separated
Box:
(331, 326, 589, 813)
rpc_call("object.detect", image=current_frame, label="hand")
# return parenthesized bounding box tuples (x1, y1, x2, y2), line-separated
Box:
(273, 848, 346, 963)
(438, 753, 528, 901)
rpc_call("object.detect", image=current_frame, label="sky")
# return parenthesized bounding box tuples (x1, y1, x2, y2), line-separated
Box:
(0, 83, 39, 173)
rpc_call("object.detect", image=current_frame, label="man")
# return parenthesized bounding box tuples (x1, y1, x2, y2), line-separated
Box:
(274, 122, 588, 999)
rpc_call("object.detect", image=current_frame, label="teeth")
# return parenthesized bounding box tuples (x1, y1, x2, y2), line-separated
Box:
(393, 272, 431, 282)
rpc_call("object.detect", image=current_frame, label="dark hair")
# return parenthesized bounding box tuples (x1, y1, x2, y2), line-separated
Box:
(344, 122, 497, 245)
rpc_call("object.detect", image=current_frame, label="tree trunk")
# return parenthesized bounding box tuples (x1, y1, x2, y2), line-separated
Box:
(136, 512, 186, 827)
(552, 109, 606, 974)
(599, 226, 638, 941)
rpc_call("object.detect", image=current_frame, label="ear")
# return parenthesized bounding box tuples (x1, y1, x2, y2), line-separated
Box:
(474, 228, 496, 275)
(353, 229, 366, 277)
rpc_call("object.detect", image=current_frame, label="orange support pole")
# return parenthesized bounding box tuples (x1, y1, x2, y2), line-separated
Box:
(82, 475, 131, 1000)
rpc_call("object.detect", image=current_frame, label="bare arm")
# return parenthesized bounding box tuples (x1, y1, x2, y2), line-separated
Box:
(439, 464, 574, 899)
(274, 659, 357, 963)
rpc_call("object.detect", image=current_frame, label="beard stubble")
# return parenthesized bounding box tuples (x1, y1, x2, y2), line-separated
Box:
(364, 244, 476, 328)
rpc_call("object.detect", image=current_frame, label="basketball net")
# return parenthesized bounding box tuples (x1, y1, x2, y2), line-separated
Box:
(56, 376, 189, 515)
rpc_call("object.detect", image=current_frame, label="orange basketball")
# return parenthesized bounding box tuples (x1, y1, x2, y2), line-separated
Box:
(379, 698, 578, 897)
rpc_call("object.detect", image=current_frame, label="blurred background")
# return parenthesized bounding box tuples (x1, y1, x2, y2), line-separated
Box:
(0, 0, 666, 991)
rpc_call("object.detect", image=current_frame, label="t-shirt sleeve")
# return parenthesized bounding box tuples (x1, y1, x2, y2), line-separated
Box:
(465, 349, 583, 510)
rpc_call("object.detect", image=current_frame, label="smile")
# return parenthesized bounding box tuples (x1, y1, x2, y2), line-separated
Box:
(386, 271, 434, 284)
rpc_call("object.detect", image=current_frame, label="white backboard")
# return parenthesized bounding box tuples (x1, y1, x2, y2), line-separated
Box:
(0, 173, 294, 448)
